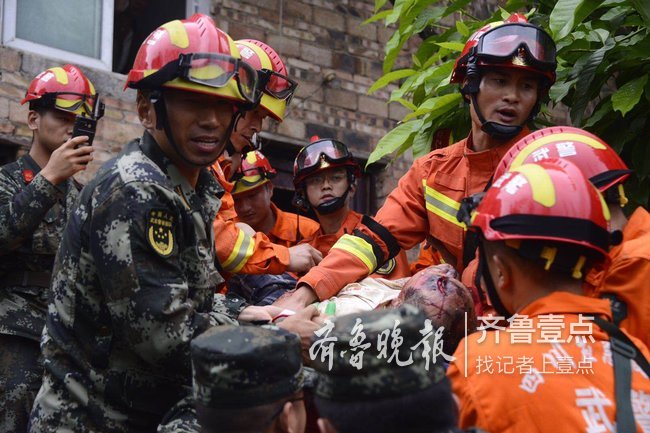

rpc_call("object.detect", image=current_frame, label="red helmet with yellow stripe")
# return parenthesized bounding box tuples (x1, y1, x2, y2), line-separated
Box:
(493, 126, 632, 205)
(125, 13, 257, 105)
(236, 39, 296, 121)
(21, 64, 96, 116)
(464, 159, 616, 270)
(231, 150, 277, 195)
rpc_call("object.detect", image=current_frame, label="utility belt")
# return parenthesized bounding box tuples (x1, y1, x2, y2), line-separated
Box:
(0, 271, 52, 288)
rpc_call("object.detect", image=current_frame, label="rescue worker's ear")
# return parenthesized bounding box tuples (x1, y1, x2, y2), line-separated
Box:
(490, 250, 514, 299)
(136, 91, 155, 129)
(27, 110, 40, 131)
(317, 418, 339, 433)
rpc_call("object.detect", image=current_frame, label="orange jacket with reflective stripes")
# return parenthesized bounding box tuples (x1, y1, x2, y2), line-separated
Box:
(303, 209, 411, 280)
(448, 291, 650, 433)
(585, 206, 650, 349)
(211, 163, 290, 275)
(267, 203, 320, 248)
(298, 130, 530, 300)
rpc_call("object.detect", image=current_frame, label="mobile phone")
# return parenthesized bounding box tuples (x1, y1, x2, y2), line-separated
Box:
(72, 94, 105, 147)
(72, 115, 98, 146)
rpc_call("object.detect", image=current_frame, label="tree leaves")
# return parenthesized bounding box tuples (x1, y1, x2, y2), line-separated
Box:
(612, 75, 648, 117)
(369, 0, 650, 207)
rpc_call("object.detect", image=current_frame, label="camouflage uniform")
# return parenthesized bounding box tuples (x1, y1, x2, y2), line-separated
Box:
(0, 153, 80, 431)
(29, 131, 244, 433)
(158, 324, 304, 433)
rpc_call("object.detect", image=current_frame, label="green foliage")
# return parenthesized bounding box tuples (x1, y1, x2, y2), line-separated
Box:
(368, 0, 650, 208)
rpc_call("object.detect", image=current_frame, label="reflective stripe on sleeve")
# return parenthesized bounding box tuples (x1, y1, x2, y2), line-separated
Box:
(221, 229, 255, 273)
(331, 234, 377, 273)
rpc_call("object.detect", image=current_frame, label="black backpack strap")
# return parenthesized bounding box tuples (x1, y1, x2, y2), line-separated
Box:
(593, 316, 650, 432)
(462, 177, 493, 269)
(601, 293, 628, 326)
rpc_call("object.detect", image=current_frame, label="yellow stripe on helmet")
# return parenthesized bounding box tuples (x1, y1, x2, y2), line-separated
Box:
(162, 20, 190, 49)
(510, 132, 607, 169)
(512, 164, 556, 208)
(48, 67, 69, 85)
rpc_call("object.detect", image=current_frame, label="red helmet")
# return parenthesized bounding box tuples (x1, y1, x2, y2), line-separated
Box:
(293, 138, 361, 187)
(231, 150, 277, 195)
(463, 159, 615, 274)
(21, 64, 96, 116)
(236, 39, 296, 122)
(125, 14, 257, 105)
(493, 126, 632, 193)
(451, 13, 556, 86)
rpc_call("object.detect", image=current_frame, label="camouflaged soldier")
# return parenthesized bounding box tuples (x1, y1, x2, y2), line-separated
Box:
(160, 325, 307, 433)
(312, 305, 458, 433)
(28, 14, 278, 433)
(0, 64, 96, 432)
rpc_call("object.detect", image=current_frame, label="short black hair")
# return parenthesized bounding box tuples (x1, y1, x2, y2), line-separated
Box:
(315, 379, 457, 433)
(197, 399, 284, 433)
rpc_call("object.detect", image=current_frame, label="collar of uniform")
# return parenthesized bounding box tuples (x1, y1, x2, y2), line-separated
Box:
(518, 291, 612, 320)
(464, 127, 531, 174)
(619, 207, 650, 253)
(317, 209, 362, 238)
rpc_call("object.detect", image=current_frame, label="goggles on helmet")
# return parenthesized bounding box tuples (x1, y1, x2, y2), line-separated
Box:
(231, 166, 275, 182)
(137, 53, 259, 104)
(33, 92, 95, 116)
(474, 23, 556, 73)
(256, 68, 297, 104)
(295, 139, 352, 175)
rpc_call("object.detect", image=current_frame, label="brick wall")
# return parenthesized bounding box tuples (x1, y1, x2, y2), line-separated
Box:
(0, 0, 415, 204)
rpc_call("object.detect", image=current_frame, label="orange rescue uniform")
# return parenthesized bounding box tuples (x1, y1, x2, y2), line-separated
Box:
(409, 243, 443, 275)
(267, 203, 320, 248)
(210, 162, 290, 275)
(585, 206, 650, 349)
(298, 130, 530, 300)
(448, 291, 650, 433)
(303, 209, 411, 280)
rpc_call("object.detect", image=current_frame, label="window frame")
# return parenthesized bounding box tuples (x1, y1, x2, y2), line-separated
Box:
(1, 0, 115, 70)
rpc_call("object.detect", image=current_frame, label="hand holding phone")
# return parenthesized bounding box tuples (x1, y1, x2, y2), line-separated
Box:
(72, 94, 105, 147)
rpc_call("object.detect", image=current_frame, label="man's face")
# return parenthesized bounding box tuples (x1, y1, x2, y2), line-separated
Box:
(471, 67, 540, 130)
(32, 109, 76, 152)
(156, 88, 235, 168)
(231, 106, 268, 153)
(304, 167, 350, 208)
(233, 182, 274, 232)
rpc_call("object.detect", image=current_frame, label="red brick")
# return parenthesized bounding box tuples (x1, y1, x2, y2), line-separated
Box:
(325, 88, 357, 110)
(282, 27, 316, 42)
(221, 0, 258, 14)
(347, 16, 377, 41)
(277, 117, 305, 139)
(0, 47, 22, 72)
(0, 82, 26, 99)
(97, 119, 143, 144)
(8, 101, 28, 123)
(301, 44, 332, 68)
(313, 8, 345, 31)
(0, 121, 16, 135)
(267, 35, 301, 58)
(358, 95, 388, 117)
(0, 97, 9, 119)
(284, 1, 312, 22)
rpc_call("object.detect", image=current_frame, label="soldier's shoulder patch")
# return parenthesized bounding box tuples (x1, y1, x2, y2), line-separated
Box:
(376, 257, 396, 275)
(147, 208, 176, 257)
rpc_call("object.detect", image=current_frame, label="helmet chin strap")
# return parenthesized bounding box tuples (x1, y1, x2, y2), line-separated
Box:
(151, 90, 240, 167)
(477, 241, 513, 318)
(315, 189, 349, 215)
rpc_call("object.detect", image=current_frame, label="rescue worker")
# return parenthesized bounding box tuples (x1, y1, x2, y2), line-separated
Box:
(0, 64, 96, 432)
(312, 305, 457, 433)
(227, 150, 321, 305)
(274, 13, 558, 313)
(28, 15, 315, 432)
(212, 39, 322, 278)
(292, 138, 411, 279)
(232, 150, 320, 247)
(448, 159, 650, 433)
(491, 125, 650, 348)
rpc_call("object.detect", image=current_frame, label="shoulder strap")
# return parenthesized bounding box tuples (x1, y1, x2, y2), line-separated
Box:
(593, 316, 650, 432)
